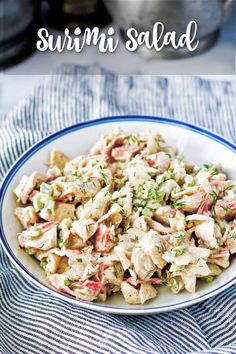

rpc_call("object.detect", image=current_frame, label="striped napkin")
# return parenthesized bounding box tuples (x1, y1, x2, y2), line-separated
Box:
(0, 66, 236, 354)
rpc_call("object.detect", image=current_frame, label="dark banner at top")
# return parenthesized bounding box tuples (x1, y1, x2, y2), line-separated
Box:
(1, 0, 236, 74)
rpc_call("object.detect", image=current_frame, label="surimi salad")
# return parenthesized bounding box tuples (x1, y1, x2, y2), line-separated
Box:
(14, 129, 236, 304)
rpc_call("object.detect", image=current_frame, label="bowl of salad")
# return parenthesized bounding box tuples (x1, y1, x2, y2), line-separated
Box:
(0, 116, 236, 315)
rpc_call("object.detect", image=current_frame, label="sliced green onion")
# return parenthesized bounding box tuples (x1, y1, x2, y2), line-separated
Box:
(40, 183, 53, 197)
(64, 278, 71, 286)
(202, 275, 214, 283)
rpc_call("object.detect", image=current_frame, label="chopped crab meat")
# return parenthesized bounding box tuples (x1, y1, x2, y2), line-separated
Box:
(14, 206, 37, 228)
(126, 227, 147, 240)
(146, 134, 162, 154)
(111, 144, 138, 161)
(210, 247, 229, 259)
(49, 275, 104, 302)
(195, 170, 212, 185)
(66, 279, 96, 301)
(47, 166, 61, 181)
(180, 274, 197, 293)
(54, 178, 102, 201)
(71, 218, 97, 242)
(124, 161, 153, 182)
(121, 281, 157, 305)
(133, 216, 147, 231)
(87, 168, 113, 185)
(14, 175, 28, 199)
(49, 149, 69, 169)
(214, 200, 236, 220)
(48, 273, 73, 293)
(223, 189, 236, 201)
(146, 218, 171, 235)
(113, 244, 131, 270)
(187, 258, 210, 277)
(139, 230, 167, 269)
(174, 259, 210, 293)
(18, 223, 57, 251)
(208, 248, 230, 268)
(58, 218, 72, 248)
(146, 152, 170, 173)
(126, 269, 138, 286)
(163, 246, 210, 267)
(122, 192, 133, 217)
(198, 193, 211, 216)
(226, 226, 236, 254)
(34, 247, 65, 261)
(41, 221, 58, 232)
(180, 192, 205, 213)
(121, 282, 140, 305)
(94, 224, 116, 253)
(170, 159, 186, 180)
(85, 186, 111, 220)
(159, 180, 178, 200)
(169, 210, 185, 232)
(97, 204, 122, 227)
(208, 175, 230, 188)
(54, 202, 75, 222)
(83, 281, 104, 297)
(186, 214, 218, 249)
(195, 220, 218, 249)
(60, 250, 99, 281)
(154, 206, 176, 226)
(172, 186, 199, 199)
(105, 135, 125, 159)
(131, 246, 156, 279)
(102, 263, 124, 287)
(207, 263, 222, 276)
(139, 283, 157, 304)
(14, 172, 46, 204)
(46, 253, 61, 274)
(91, 196, 111, 220)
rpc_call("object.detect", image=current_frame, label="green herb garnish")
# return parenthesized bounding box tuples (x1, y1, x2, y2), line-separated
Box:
(147, 188, 158, 200)
(187, 181, 195, 187)
(72, 171, 82, 178)
(133, 198, 146, 208)
(100, 171, 108, 181)
(174, 231, 187, 240)
(202, 275, 214, 283)
(40, 260, 47, 271)
(203, 163, 213, 169)
(64, 279, 72, 286)
(129, 135, 139, 146)
(222, 207, 230, 212)
(171, 199, 185, 208)
(210, 191, 218, 204)
(172, 246, 187, 256)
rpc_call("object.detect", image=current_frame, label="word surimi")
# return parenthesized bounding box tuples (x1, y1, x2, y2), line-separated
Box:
(36, 21, 199, 54)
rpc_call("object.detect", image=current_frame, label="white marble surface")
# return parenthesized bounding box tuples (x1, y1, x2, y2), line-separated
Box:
(0, 14, 235, 117)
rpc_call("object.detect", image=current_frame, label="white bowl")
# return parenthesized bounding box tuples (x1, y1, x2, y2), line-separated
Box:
(0, 116, 236, 315)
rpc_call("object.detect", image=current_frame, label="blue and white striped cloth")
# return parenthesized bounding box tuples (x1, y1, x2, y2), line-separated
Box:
(0, 66, 236, 354)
